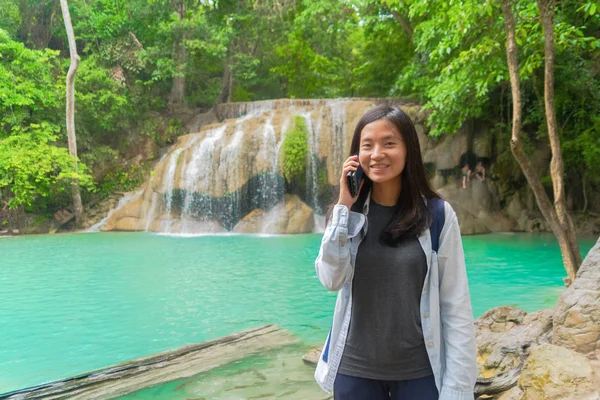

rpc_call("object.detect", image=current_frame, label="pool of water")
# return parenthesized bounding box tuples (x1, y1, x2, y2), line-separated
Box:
(0, 232, 595, 395)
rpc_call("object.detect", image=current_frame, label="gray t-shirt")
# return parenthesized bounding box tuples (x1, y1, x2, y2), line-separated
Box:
(337, 201, 433, 381)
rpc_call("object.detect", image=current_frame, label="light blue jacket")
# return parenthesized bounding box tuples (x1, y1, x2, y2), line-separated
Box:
(314, 194, 478, 399)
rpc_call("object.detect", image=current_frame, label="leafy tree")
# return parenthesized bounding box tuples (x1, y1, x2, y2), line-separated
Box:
(0, 124, 94, 210)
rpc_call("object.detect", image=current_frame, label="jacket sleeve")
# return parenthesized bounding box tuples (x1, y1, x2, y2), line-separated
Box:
(437, 206, 478, 400)
(315, 204, 364, 291)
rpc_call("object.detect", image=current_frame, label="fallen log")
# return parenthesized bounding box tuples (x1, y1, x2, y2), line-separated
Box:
(0, 324, 298, 400)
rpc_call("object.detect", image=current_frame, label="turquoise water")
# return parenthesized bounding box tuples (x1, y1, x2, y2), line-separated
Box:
(0, 232, 595, 394)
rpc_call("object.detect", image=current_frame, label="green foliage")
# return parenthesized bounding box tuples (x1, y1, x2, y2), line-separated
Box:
(0, 0, 21, 38)
(0, 123, 94, 209)
(80, 145, 119, 176)
(0, 29, 63, 133)
(395, 0, 600, 137)
(74, 55, 133, 149)
(97, 163, 146, 199)
(282, 116, 310, 183)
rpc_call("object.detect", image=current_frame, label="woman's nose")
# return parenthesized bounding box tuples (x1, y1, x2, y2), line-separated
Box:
(371, 145, 383, 158)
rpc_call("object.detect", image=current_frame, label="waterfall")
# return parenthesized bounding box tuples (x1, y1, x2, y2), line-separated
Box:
(179, 126, 227, 233)
(298, 111, 322, 215)
(99, 99, 398, 234)
(161, 148, 185, 231)
(218, 123, 245, 230)
(330, 100, 349, 174)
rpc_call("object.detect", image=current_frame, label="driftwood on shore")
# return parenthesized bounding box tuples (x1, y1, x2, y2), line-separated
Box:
(0, 324, 298, 400)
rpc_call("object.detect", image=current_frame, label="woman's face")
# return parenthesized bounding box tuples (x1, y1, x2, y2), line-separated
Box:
(358, 119, 407, 185)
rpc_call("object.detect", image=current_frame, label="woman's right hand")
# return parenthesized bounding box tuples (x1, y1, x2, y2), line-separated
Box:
(337, 155, 363, 210)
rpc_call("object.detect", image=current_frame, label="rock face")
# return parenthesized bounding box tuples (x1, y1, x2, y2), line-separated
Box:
(552, 237, 600, 356)
(101, 195, 146, 231)
(233, 195, 314, 234)
(475, 306, 553, 397)
(518, 344, 599, 400)
(438, 180, 514, 235)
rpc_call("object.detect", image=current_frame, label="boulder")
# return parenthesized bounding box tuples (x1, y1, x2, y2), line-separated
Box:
(518, 344, 599, 400)
(234, 195, 314, 234)
(475, 307, 553, 397)
(101, 196, 145, 231)
(233, 209, 267, 233)
(105, 216, 142, 231)
(552, 237, 600, 355)
(301, 348, 321, 366)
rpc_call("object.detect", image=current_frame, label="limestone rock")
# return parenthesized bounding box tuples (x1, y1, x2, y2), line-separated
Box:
(475, 307, 553, 392)
(422, 132, 467, 170)
(22, 217, 55, 235)
(54, 209, 74, 226)
(438, 180, 514, 234)
(234, 195, 314, 234)
(233, 209, 267, 233)
(518, 344, 599, 400)
(553, 237, 600, 355)
(101, 196, 145, 231)
(497, 386, 524, 400)
(301, 348, 321, 366)
(105, 216, 142, 231)
(279, 195, 315, 233)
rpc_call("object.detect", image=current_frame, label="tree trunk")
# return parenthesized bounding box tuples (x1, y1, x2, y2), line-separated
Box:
(582, 170, 588, 212)
(60, 0, 83, 229)
(169, 2, 187, 110)
(500, 0, 579, 285)
(217, 53, 233, 105)
(536, 0, 582, 273)
(169, 39, 186, 109)
(391, 9, 413, 39)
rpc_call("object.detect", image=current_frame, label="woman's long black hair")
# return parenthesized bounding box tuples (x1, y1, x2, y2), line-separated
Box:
(327, 105, 441, 245)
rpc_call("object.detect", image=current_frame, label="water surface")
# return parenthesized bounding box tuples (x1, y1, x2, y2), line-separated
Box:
(0, 232, 595, 395)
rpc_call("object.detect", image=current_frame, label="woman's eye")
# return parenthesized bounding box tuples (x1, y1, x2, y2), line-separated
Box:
(361, 144, 371, 148)
(385, 142, 396, 146)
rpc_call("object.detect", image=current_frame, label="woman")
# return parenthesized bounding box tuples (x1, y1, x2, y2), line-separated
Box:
(314, 105, 477, 400)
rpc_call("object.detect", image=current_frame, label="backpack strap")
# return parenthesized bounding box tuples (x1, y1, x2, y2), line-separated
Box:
(427, 198, 445, 253)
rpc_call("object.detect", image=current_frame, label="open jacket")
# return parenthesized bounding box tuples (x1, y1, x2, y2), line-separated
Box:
(314, 194, 478, 399)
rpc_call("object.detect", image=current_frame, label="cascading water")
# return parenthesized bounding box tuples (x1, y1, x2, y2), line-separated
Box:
(179, 126, 227, 233)
(258, 116, 288, 234)
(160, 148, 185, 231)
(99, 99, 394, 234)
(330, 100, 349, 176)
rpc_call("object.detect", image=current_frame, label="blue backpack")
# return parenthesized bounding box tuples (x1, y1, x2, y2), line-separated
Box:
(427, 198, 446, 253)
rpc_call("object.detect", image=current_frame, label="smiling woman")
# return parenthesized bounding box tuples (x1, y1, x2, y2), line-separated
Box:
(317, 105, 477, 400)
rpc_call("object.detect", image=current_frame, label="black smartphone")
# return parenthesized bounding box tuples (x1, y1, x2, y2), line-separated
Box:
(346, 164, 364, 197)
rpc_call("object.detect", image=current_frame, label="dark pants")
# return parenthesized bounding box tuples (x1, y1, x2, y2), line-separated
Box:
(334, 373, 439, 400)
